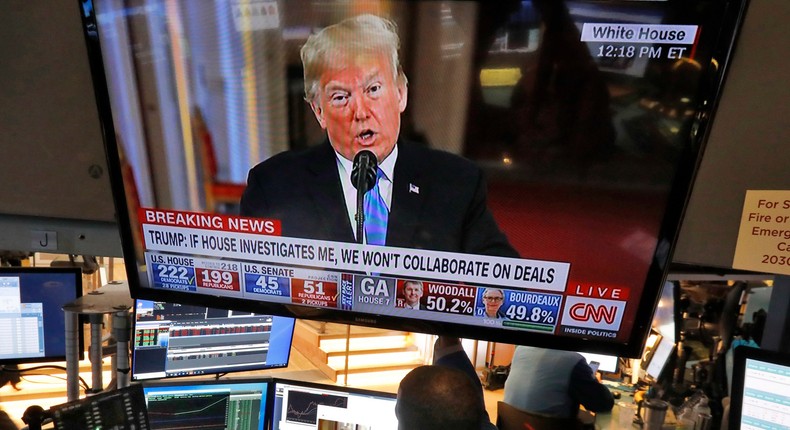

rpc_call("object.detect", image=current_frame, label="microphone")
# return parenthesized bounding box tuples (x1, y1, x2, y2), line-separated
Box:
(351, 150, 378, 243)
(351, 150, 378, 193)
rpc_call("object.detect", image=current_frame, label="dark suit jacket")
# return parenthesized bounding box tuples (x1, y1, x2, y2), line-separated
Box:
(434, 349, 498, 430)
(240, 140, 517, 257)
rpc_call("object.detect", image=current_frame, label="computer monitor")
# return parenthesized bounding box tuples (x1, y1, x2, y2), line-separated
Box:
(0, 267, 83, 364)
(131, 299, 295, 380)
(644, 335, 675, 382)
(652, 281, 678, 344)
(729, 346, 790, 430)
(142, 378, 270, 430)
(577, 352, 619, 374)
(641, 281, 678, 381)
(84, 0, 748, 356)
(52, 384, 149, 430)
(270, 379, 398, 430)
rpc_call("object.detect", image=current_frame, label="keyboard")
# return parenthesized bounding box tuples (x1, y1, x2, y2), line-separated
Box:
(602, 380, 636, 393)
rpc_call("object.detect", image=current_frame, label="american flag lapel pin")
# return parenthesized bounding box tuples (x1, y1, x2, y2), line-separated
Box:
(409, 183, 420, 194)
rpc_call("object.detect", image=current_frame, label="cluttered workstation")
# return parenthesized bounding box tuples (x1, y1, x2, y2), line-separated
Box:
(2, 0, 790, 429)
(479, 277, 777, 430)
(615, 279, 776, 430)
(0, 269, 781, 430)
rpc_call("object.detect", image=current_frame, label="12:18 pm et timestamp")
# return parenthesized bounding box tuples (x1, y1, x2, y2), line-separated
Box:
(596, 44, 687, 59)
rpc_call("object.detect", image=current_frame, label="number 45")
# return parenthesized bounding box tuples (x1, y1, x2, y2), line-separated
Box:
(256, 276, 279, 290)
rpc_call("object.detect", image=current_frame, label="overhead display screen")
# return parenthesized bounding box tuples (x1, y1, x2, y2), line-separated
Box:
(84, 0, 746, 355)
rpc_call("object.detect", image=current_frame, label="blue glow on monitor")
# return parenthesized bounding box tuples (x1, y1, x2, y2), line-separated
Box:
(0, 268, 81, 364)
(143, 380, 269, 430)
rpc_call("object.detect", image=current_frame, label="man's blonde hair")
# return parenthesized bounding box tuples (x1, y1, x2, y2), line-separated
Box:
(300, 14, 407, 102)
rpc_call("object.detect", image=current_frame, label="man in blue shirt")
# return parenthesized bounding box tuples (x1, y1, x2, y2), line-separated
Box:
(504, 346, 614, 419)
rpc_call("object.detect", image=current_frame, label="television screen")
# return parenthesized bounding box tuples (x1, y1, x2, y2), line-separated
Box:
(271, 379, 398, 430)
(142, 378, 270, 430)
(0, 267, 82, 364)
(131, 299, 295, 380)
(84, 0, 747, 355)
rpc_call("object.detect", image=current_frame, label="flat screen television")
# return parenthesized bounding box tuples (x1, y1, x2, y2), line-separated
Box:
(142, 378, 271, 430)
(728, 347, 790, 430)
(270, 378, 398, 430)
(81, 0, 748, 356)
(0, 267, 83, 364)
(131, 299, 295, 380)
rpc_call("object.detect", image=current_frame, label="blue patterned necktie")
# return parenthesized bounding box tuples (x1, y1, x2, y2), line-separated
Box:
(364, 168, 389, 246)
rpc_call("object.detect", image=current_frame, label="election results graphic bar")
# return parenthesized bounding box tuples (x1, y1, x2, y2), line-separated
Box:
(143, 251, 567, 336)
(139, 208, 570, 292)
(135, 208, 634, 338)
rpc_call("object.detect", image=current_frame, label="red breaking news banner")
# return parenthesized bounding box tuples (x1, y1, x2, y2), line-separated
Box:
(140, 208, 281, 235)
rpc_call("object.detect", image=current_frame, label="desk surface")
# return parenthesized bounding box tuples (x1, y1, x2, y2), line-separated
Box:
(593, 390, 638, 429)
(593, 391, 680, 430)
(601, 379, 638, 393)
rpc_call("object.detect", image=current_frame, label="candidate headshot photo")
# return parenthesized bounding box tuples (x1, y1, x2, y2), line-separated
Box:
(398, 280, 425, 310)
(479, 288, 506, 319)
(240, 14, 517, 258)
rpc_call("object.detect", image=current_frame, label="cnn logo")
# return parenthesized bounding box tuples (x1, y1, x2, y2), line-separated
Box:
(561, 297, 625, 331)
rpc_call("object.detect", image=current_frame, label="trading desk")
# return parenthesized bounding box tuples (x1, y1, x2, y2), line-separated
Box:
(592, 382, 683, 430)
(592, 380, 638, 429)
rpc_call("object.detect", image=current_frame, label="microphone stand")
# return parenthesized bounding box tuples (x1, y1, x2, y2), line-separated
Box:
(351, 150, 377, 244)
(348, 151, 383, 382)
(355, 173, 366, 244)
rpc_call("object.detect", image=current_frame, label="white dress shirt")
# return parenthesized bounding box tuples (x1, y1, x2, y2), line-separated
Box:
(334, 145, 397, 243)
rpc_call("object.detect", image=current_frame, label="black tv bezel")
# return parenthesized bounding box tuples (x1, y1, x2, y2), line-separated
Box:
(79, 0, 750, 358)
(129, 299, 296, 381)
(728, 346, 790, 430)
(0, 266, 84, 365)
(268, 377, 398, 430)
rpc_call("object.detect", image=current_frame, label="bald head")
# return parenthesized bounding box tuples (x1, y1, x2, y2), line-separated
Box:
(396, 365, 484, 430)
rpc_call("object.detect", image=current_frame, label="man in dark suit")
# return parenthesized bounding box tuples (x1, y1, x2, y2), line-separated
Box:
(399, 280, 425, 310)
(396, 337, 497, 430)
(240, 14, 516, 257)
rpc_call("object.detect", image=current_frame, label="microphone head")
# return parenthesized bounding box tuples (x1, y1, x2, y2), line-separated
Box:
(351, 150, 378, 192)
